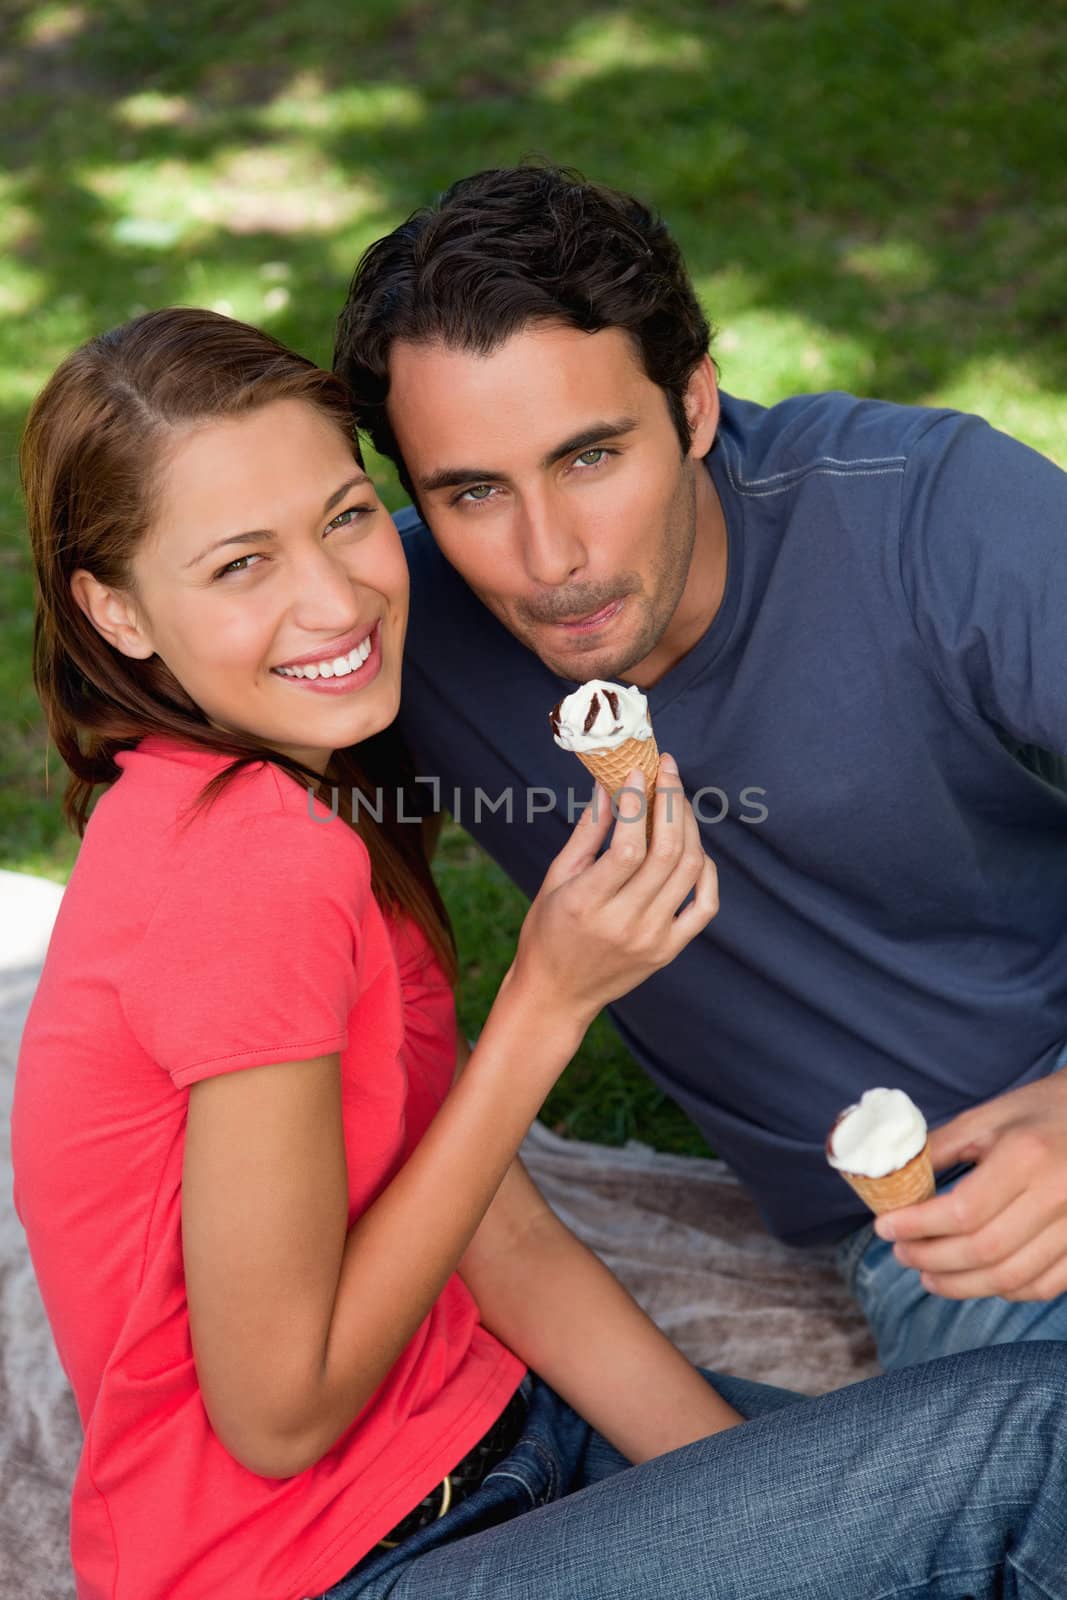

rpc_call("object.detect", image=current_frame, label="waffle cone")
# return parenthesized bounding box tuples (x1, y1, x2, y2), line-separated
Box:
(838, 1142, 935, 1215)
(575, 736, 661, 843)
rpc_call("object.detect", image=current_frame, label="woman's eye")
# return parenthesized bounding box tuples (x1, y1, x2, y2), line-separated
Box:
(215, 553, 260, 579)
(326, 504, 371, 531)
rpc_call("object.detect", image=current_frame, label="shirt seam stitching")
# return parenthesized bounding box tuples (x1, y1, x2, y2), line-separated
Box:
(727, 453, 907, 488)
(723, 458, 906, 498)
(172, 1029, 350, 1077)
(891, 413, 993, 726)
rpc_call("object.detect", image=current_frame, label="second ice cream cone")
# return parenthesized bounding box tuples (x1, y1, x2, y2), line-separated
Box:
(838, 1142, 935, 1215)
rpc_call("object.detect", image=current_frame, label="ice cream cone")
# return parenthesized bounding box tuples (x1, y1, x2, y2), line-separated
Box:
(837, 1141, 935, 1215)
(550, 681, 662, 844)
(575, 735, 661, 844)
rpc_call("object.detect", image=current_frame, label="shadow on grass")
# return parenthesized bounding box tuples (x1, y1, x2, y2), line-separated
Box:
(2, 0, 1063, 1141)
(4, 2, 1066, 844)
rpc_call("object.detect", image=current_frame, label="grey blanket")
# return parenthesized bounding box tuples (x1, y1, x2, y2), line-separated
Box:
(0, 869, 877, 1600)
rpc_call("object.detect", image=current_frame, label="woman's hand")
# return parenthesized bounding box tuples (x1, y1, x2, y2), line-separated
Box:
(511, 753, 718, 1029)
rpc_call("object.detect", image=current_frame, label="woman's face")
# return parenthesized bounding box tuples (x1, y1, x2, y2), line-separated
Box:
(112, 398, 408, 774)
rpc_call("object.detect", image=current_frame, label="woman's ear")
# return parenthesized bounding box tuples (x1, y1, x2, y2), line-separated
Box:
(683, 354, 720, 460)
(70, 569, 157, 661)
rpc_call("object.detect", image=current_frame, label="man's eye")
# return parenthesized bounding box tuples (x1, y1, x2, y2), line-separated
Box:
(459, 484, 496, 504)
(575, 448, 609, 467)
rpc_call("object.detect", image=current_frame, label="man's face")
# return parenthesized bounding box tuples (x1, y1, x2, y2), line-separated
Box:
(385, 323, 720, 685)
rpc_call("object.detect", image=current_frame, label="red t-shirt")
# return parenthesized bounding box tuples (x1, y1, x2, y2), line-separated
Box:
(12, 735, 524, 1600)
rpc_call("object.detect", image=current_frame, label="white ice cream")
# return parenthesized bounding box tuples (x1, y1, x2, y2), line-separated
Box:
(826, 1087, 927, 1178)
(550, 680, 652, 754)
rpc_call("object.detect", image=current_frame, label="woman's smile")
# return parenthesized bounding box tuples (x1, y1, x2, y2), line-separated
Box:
(270, 620, 383, 693)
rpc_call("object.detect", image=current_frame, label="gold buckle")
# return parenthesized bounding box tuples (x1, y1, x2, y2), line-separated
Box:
(376, 1473, 453, 1550)
(435, 1473, 454, 1520)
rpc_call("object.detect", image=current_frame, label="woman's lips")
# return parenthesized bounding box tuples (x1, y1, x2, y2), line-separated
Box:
(271, 622, 382, 694)
(553, 599, 625, 635)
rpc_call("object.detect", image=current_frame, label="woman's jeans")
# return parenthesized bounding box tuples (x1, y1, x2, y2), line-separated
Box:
(317, 1344, 1067, 1599)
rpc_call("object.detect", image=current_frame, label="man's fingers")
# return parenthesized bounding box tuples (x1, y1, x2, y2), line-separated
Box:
(875, 1146, 1027, 1244)
(915, 1216, 1067, 1301)
(926, 1108, 998, 1172)
(891, 1187, 1037, 1275)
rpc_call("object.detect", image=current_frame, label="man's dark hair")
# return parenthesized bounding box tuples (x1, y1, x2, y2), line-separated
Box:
(334, 162, 714, 498)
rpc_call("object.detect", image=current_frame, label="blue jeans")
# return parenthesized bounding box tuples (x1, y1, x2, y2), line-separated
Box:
(836, 1039, 1067, 1369)
(316, 1345, 1067, 1599)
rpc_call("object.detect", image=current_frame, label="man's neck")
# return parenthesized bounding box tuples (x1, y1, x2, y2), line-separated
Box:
(625, 461, 728, 690)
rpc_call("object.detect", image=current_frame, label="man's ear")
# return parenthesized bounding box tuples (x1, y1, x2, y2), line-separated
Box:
(70, 569, 156, 661)
(683, 354, 719, 460)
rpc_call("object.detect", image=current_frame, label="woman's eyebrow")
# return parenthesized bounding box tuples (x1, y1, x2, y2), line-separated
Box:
(183, 474, 369, 568)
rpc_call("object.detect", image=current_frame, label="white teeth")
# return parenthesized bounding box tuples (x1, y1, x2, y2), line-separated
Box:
(275, 629, 375, 680)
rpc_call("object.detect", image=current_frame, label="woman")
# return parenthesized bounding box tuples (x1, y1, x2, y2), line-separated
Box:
(12, 307, 1067, 1600)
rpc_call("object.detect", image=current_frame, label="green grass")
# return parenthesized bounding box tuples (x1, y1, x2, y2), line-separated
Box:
(3, 0, 1066, 1150)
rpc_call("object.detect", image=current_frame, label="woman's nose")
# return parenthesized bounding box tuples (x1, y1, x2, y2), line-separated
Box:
(288, 546, 363, 629)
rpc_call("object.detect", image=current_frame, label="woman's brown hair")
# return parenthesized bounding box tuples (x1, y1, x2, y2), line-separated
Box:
(20, 306, 456, 983)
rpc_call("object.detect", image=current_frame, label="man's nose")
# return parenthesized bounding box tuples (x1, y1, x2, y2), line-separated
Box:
(519, 494, 587, 587)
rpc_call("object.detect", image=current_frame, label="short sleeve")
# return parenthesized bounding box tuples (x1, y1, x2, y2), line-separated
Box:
(118, 808, 371, 1087)
(899, 413, 1067, 753)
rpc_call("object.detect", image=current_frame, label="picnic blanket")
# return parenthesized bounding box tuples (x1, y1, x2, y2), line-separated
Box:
(0, 868, 878, 1600)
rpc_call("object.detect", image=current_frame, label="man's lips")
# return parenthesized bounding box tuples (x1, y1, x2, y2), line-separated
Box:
(549, 599, 625, 634)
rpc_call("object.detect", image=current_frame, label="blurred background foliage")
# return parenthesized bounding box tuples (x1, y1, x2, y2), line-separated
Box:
(2, 0, 1065, 1148)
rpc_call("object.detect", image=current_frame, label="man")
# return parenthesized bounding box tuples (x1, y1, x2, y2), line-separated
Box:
(334, 162, 1067, 1368)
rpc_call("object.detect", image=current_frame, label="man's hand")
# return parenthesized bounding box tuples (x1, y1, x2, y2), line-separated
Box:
(874, 1070, 1067, 1301)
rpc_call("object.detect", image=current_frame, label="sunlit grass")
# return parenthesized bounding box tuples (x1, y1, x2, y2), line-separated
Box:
(115, 91, 196, 130)
(261, 74, 427, 135)
(84, 144, 382, 241)
(927, 356, 1067, 464)
(541, 14, 710, 98)
(17, 1, 88, 47)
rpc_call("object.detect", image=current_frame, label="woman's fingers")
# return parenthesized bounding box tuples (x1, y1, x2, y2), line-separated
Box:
(665, 855, 720, 954)
(606, 756, 719, 955)
(552, 752, 719, 947)
(578, 766, 655, 899)
(538, 780, 614, 893)
(517, 755, 718, 1019)
(591, 755, 694, 908)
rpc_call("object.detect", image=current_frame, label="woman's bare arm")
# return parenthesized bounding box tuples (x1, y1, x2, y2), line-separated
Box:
(182, 768, 718, 1478)
(183, 973, 580, 1478)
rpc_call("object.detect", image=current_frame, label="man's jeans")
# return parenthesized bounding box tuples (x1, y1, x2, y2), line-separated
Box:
(318, 1346, 1067, 1599)
(836, 1038, 1067, 1369)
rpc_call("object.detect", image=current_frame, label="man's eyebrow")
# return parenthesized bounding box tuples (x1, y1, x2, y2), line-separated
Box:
(542, 418, 639, 468)
(182, 474, 369, 568)
(417, 417, 640, 495)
